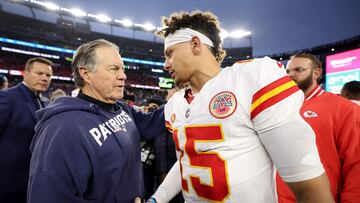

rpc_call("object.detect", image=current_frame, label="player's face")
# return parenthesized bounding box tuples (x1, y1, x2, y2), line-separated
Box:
(286, 58, 317, 92)
(164, 42, 195, 87)
(84, 46, 127, 104)
(23, 61, 52, 93)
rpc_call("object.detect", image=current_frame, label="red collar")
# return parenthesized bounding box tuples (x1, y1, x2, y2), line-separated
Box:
(305, 85, 325, 101)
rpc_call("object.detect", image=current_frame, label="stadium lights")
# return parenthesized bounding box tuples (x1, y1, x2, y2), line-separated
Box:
(220, 29, 252, 40)
(135, 23, 156, 31)
(68, 8, 87, 17)
(0, 69, 9, 74)
(230, 30, 251, 39)
(43, 2, 59, 10)
(9, 70, 23, 76)
(16, 0, 252, 40)
(88, 14, 112, 23)
(143, 23, 156, 31)
(115, 19, 133, 27)
(220, 30, 230, 40)
(151, 68, 164, 73)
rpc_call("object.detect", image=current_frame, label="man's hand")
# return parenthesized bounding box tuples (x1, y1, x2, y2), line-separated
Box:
(134, 197, 142, 203)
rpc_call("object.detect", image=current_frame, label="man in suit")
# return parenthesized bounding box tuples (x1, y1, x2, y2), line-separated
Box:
(0, 57, 53, 202)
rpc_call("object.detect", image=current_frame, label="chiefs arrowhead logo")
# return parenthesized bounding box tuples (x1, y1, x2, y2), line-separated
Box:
(303, 110, 318, 118)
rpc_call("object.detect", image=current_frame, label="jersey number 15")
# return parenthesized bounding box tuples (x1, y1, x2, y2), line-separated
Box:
(173, 125, 230, 202)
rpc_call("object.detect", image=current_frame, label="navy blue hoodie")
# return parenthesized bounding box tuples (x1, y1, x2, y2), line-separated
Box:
(27, 96, 166, 203)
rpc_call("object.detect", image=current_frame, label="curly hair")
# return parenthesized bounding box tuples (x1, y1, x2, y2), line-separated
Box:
(156, 11, 226, 64)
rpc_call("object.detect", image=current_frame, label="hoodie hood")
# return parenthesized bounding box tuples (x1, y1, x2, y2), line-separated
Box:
(36, 96, 98, 126)
(31, 96, 100, 152)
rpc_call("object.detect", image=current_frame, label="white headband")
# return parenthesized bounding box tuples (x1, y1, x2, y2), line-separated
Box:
(164, 28, 214, 50)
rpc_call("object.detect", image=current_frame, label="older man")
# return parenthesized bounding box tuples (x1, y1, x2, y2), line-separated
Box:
(27, 39, 166, 203)
(0, 57, 53, 202)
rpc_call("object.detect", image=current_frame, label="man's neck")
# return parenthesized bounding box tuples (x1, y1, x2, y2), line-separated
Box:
(190, 64, 221, 93)
(22, 81, 39, 94)
(81, 86, 116, 104)
(77, 90, 118, 112)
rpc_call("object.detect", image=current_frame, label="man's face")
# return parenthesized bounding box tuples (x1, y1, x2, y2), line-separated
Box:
(164, 42, 195, 87)
(23, 61, 52, 93)
(286, 57, 317, 92)
(85, 46, 127, 104)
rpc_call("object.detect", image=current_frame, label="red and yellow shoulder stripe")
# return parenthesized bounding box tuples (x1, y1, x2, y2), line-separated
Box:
(165, 120, 173, 133)
(251, 76, 299, 120)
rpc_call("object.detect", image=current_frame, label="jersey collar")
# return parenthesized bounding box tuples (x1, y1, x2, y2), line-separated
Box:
(305, 85, 325, 101)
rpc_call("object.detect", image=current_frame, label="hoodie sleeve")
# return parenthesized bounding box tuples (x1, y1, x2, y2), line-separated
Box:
(28, 115, 94, 202)
(127, 104, 167, 141)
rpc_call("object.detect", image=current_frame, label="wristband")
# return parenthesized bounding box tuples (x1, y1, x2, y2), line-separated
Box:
(147, 197, 157, 203)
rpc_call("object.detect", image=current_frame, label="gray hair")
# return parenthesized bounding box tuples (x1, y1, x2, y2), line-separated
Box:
(72, 39, 119, 87)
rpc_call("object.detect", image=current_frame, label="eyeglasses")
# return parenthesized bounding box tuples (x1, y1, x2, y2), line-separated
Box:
(286, 67, 312, 74)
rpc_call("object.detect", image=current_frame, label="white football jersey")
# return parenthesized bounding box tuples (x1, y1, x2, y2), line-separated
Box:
(165, 57, 307, 202)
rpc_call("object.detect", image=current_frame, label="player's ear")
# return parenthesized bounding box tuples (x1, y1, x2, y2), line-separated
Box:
(191, 36, 201, 55)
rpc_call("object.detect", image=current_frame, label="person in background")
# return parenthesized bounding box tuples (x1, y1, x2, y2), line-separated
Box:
(151, 94, 184, 203)
(49, 88, 67, 102)
(141, 96, 164, 199)
(0, 57, 53, 202)
(277, 53, 360, 202)
(71, 87, 80, 97)
(27, 39, 167, 203)
(148, 11, 333, 203)
(340, 80, 360, 105)
(0, 74, 8, 90)
(142, 95, 183, 203)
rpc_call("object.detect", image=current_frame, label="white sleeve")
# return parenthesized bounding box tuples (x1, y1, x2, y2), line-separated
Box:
(258, 113, 325, 182)
(244, 57, 304, 133)
(152, 161, 182, 203)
